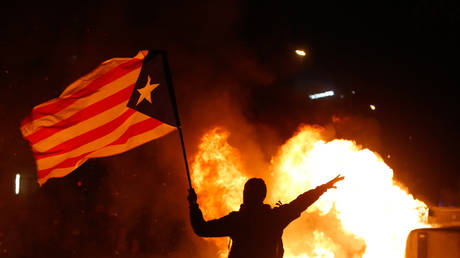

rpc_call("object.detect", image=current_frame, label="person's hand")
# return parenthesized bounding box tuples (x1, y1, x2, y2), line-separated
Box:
(188, 188, 198, 206)
(324, 174, 344, 190)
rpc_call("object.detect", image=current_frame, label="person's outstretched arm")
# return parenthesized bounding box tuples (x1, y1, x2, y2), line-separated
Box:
(279, 175, 344, 224)
(188, 188, 234, 237)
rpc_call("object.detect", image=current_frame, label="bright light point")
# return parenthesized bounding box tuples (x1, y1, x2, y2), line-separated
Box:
(370, 104, 376, 110)
(295, 49, 306, 56)
(15, 173, 20, 195)
(309, 90, 335, 100)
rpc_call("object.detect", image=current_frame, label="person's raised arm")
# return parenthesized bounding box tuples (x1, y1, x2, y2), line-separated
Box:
(284, 174, 344, 218)
(188, 188, 234, 237)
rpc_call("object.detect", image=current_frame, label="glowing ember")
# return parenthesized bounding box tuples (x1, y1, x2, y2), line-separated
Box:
(191, 125, 429, 258)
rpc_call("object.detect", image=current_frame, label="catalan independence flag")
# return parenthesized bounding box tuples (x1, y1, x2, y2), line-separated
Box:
(20, 50, 179, 185)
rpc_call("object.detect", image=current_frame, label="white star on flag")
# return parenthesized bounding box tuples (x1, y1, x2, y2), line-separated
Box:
(136, 75, 159, 105)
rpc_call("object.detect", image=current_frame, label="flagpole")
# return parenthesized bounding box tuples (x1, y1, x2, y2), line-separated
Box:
(160, 51, 193, 190)
(177, 126, 193, 189)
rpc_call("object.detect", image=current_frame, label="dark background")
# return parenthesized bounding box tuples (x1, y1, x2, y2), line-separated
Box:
(1, 0, 459, 257)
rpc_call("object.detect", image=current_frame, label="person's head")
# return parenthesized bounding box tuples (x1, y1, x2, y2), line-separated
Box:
(243, 178, 267, 205)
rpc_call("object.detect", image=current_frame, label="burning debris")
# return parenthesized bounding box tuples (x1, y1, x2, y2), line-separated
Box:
(191, 125, 429, 258)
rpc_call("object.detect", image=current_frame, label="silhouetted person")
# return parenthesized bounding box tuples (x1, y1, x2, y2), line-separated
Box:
(188, 174, 344, 258)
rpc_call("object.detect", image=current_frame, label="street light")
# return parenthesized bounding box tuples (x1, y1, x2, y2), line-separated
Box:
(309, 90, 335, 100)
(295, 49, 306, 56)
(15, 173, 20, 195)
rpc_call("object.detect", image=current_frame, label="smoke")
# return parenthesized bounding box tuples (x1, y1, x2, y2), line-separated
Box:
(0, 0, 281, 257)
(85, 2, 281, 257)
(0, 0, 445, 257)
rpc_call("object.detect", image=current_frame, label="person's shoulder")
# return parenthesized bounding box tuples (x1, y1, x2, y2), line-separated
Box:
(271, 203, 292, 214)
(266, 204, 283, 214)
(228, 211, 239, 215)
(225, 210, 241, 219)
(272, 204, 283, 211)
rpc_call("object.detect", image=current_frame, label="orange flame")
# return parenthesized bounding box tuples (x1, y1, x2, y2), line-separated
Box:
(191, 127, 248, 257)
(191, 126, 429, 258)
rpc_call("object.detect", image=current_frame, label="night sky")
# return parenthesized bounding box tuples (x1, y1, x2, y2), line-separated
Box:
(1, 0, 459, 257)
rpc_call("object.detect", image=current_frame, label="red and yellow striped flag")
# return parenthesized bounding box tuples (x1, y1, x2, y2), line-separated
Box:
(20, 50, 178, 185)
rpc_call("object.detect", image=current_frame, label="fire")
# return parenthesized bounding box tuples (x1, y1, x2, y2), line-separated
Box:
(191, 127, 248, 257)
(191, 125, 429, 258)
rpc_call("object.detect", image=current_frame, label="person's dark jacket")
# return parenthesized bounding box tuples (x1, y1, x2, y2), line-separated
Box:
(189, 185, 328, 258)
